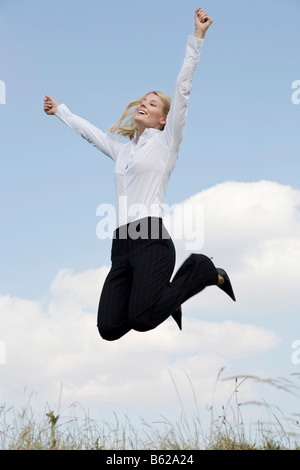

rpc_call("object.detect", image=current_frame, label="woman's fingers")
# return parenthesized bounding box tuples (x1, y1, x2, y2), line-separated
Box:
(194, 8, 213, 38)
(196, 8, 213, 24)
(44, 95, 53, 105)
(43, 95, 59, 115)
(44, 95, 54, 114)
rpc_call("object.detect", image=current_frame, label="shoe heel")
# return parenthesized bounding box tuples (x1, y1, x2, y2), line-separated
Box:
(216, 268, 236, 302)
(172, 306, 182, 330)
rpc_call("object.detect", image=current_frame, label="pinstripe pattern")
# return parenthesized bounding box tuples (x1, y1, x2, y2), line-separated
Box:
(97, 217, 218, 341)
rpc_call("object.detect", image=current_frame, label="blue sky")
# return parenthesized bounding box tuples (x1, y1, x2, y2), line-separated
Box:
(1, 0, 300, 438)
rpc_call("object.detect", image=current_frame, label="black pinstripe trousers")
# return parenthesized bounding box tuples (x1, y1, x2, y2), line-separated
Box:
(97, 217, 218, 341)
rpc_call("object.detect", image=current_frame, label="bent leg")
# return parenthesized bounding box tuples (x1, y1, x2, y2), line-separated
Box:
(129, 248, 218, 333)
(97, 259, 132, 341)
(170, 253, 218, 302)
(128, 238, 176, 332)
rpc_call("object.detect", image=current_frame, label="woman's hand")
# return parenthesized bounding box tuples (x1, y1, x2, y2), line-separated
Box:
(194, 8, 213, 39)
(44, 95, 59, 115)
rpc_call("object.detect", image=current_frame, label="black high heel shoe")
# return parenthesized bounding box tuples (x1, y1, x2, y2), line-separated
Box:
(216, 268, 236, 301)
(172, 306, 182, 330)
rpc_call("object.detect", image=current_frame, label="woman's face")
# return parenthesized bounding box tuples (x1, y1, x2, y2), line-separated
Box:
(135, 93, 167, 131)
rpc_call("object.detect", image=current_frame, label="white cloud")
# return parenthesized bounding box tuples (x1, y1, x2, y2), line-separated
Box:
(49, 265, 110, 309)
(167, 180, 300, 261)
(0, 284, 278, 416)
(1, 180, 298, 424)
(166, 181, 300, 316)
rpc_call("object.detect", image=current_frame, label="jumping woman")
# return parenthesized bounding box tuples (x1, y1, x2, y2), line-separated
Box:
(44, 8, 236, 342)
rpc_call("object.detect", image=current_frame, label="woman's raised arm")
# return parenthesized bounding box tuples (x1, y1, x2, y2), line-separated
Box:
(162, 8, 213, 152)
(43, 95, 123, 161)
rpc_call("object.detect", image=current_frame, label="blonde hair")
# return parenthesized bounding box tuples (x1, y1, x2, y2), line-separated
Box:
(108, 91, 171, 141)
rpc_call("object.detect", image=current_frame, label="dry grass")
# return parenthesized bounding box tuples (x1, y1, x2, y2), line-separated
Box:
(1, 372, 300, 450)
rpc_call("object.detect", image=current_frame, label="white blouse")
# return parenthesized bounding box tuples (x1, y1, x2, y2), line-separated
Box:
(55, 35, 204, 228)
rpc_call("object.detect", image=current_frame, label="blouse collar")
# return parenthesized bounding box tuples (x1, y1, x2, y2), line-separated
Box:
(133, 127, 162, 144)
